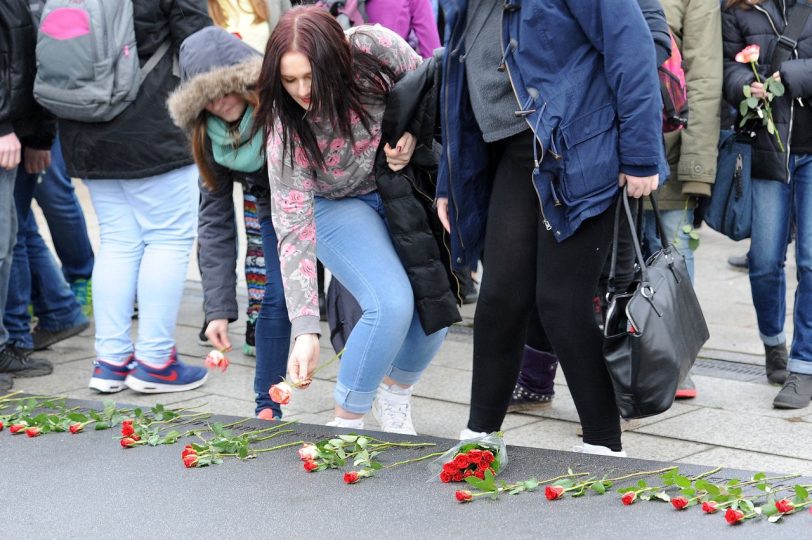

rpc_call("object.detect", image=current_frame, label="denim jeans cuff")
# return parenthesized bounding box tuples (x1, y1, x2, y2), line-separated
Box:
(333, 381, 377, 414)
(387, 365, 424, 386)
(760, 332, 786, 348)
(39, 311, 89, 333)
(8, 335, 34, 350)
(788, 358, 812, 376)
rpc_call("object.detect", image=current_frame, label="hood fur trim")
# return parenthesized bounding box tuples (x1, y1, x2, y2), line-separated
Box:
(167, 58, 262, 132)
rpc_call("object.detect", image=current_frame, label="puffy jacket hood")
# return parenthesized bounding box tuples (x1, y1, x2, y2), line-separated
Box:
(168, 26, 262, 132)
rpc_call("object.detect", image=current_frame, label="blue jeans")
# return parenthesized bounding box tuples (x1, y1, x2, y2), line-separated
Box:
(749, 154, 812, 375)
(85, 166, 198, 367)
(254, 216, 291, 416)
(4, 163, 87, 349)
(642, 207, 696, 283)
(314, 192, 447, 414)
(0, 167, 18, 350)
(33, 138, 94, 282)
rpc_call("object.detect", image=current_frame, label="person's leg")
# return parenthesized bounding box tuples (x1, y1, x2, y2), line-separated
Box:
(118, 166, 206, 393)
(537, 202, 621, 451)
(508, 309, 558, 412)
(23, 214, 88, 349)
(254, 216, 291, 418)
(775, 155, 812, 408)
(748, 176, 792, 385)
(643, 206, 696, 282)
(467, 132, 539, 433)
(314, 193, 424, 419)
(32, 138, 94, 284)
(84, 179, 141, 392)
(242, 190, 265, 357)
(4, 166, 37, 350)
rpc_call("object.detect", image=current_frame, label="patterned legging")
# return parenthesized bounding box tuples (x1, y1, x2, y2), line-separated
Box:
(243, 191, 265, 323)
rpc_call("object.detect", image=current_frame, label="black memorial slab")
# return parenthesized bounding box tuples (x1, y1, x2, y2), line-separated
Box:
(0, 397, 808, 539)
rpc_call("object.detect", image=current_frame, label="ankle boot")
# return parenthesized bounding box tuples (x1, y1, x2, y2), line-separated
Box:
(508, 346, 558, 412)
(765, 343, 789, 385)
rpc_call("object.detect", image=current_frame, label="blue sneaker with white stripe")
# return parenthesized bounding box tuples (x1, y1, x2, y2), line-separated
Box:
(125, 350, 207, 394)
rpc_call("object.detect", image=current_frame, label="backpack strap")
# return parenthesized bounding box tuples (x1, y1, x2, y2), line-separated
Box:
(139, 40, 172, 85)
(769, 0, 812, 74)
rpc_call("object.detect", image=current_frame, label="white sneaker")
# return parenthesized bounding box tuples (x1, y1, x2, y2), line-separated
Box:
(326, 416, 365, 429)
(572, 442, 627, 457)
(372, 383, 417, 435)
(459, 428, 487, 441)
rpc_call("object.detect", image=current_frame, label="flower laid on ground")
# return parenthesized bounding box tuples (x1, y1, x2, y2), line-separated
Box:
(621, 491, 637, 506)
(269, 349, 344, 405)
(296, 434, 438, 485)
(25, 426, 42, 438)
(180, 420, 302, 468)
(734, 43, 785, 151)
(701, 501, 718, 514)
(455, 490, 473, 503)
(725, 508, 745, 525)
(429, 432, 506, 484)
(204, 350, 230, 373)
(0, 421, 4, 432)
(9, 423, 27, 434)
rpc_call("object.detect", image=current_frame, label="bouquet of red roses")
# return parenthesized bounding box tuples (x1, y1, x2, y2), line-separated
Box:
(428, 433, 507, 483)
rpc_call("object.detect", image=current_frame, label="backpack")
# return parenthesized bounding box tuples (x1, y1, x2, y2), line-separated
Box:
(659, 31, 688, 133)
(315, 0, 367, 30)
(33, 0, 170, 122)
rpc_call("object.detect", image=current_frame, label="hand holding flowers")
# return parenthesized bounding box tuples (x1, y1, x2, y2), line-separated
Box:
(735, 44, 785, 152)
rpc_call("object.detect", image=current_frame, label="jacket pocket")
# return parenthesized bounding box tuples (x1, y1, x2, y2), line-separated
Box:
(559, 104, 619, 203)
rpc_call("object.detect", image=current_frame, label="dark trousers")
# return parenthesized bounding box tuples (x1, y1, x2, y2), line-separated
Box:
(468, 130, 622, 450)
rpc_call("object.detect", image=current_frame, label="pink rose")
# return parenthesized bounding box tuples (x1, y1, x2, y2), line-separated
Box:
(269, 381, 293, 404)
(735, 44, 760, 64)
(298, 444, 319, 461)
(204, 350, 229, 372)
(298, 223, 316, 242)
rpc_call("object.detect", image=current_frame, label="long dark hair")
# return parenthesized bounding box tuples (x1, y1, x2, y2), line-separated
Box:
(254, 6, 395, 169)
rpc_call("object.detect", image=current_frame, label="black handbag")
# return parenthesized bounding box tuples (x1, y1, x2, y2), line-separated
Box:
(603, 189, 710, 419)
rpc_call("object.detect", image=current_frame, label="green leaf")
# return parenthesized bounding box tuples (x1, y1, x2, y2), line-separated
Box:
(762, 502, 778, 517)
(795, 485, 810, 500)
(67, 412, 88, 423)
(743, 85, 752, 98)
(654, 492, 670, 502)
(591, 482, 606, 495)
(769, 79, 785, 97)
(508, 487, 524, 495)
(328, 438, 345, 448)
(238, 446, 249, 459)
(746, 97, 759, 109)
(338, 434, 358, 443)
(357, 437, 368, 449)
(674, 475, 692, 488)
(739, 100, 750, 117)
(369, 461, 383, 470)
(94, 421, 110, 430)
(768, 514, 783, 523)
(637, 480, 648, 489)
(740, 499, 755, 513)
(464, 476, 493, 492)
(618, 487, 636, 494)
(523, 479, 539, 492)
(681, 487, 697, 497)
(752, 473, 766, 482)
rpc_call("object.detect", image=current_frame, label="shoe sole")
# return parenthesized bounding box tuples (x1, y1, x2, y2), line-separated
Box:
(507, 400, 553, 413)
(9, 366, 54, 378)
(33, 321, 91, 351)
(772, 399, 811, 410)
(124, 372, 208, 394)
(88, 378, 127, 393)
(674, 389, 697, 399)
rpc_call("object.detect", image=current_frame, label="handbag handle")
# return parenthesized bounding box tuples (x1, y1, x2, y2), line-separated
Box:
(607, 187, 672, 296)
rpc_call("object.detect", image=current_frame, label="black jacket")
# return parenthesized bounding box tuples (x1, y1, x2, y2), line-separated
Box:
(58, 0, 211, 179)
(0, 0, 55, 149)
(723, 0, 812, 182)
(376, 51, 462, 335)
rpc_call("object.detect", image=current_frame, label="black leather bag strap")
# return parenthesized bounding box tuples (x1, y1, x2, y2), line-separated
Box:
(770, 0, 812, 74)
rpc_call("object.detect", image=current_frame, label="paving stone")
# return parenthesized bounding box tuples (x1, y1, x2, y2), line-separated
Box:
(412, 364, 471, 404)
(686, 375, 812, 419)
(9, 364, 91, 396)
(636, 408, 812, 462)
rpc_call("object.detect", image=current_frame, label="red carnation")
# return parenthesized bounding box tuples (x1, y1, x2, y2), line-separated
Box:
(724, 508, 745, 525)
(455, 490, 473, 503)
(182, 454, 199, 468)
(545, 485, 565, 501)
(775, 499, 795, 514)
(453, 454, 470, 469)
(701, 501, 718, 514)
(25, 426, 42, 437)
(120, 437, 137, 448)
(9, 423, 27, 434)
(344, 471, 360, 484)
(439, 471, 452, 483)
(671, 496, 689, 510)
(69, 423, 83, 434)
(303, 460, 319, 472)
(621, 491, 637, 506)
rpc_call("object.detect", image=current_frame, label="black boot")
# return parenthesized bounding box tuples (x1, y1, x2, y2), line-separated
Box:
(508, 346, 558, 412)
(765, 343, 789, 385)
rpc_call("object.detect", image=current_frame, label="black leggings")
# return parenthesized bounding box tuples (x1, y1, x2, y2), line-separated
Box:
(468, 130, 622, 450)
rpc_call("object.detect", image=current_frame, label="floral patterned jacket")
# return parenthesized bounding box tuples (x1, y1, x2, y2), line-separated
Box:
(267, 25, 421, 337)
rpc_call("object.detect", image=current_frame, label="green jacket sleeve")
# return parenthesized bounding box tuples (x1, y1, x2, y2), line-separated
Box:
(666, 0, 723, 197)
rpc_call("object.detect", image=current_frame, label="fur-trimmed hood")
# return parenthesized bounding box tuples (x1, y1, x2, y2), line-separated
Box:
(167, 26, 262, 132)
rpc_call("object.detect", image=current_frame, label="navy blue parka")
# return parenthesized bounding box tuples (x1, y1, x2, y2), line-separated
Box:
(437, 0, 665, 269)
